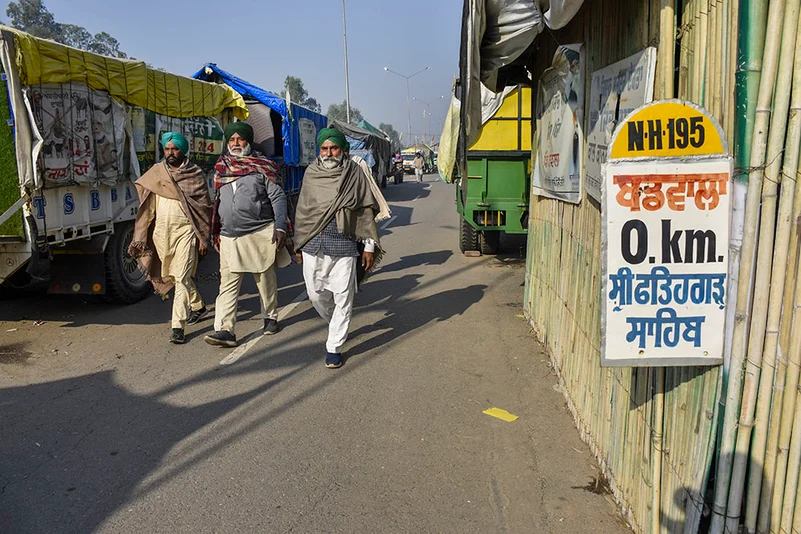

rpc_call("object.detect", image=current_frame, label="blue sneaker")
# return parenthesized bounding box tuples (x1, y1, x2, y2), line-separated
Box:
(325, 352, 343, 369)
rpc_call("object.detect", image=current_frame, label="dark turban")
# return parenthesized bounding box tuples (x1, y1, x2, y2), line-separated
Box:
(161, 131, 189, 154)
(317, 127, 349, 152)
(224, 122, 254, 144)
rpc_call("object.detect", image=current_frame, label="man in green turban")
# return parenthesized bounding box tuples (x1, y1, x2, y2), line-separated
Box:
(293, 126, 384, 369)
(128, 131, 213, 344)
(204, 121, 290, 348)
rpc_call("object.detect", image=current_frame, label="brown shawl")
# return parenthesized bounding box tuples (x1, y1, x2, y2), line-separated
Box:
(129, 160, 213, 295)
(294, 158, 382, 268)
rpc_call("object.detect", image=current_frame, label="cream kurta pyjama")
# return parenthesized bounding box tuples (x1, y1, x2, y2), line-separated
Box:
(152, 195, 203, 329)
(214, 223, 282, 335)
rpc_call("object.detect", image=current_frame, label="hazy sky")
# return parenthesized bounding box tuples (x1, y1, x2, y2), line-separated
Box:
(27, 0, 462, 143)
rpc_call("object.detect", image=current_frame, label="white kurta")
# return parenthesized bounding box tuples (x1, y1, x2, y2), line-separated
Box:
(302, 249, 357, 354)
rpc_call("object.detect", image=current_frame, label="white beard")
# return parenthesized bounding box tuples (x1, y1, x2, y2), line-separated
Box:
(320, 155, 343, 169)
(229, 144, 252, 157)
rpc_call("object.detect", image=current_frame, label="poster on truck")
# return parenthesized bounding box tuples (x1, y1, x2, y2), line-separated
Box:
(29, 84, 127, 188)
(532, 43, 585, 204)
(602, 100, 731, 367)
(130, 107, 225, 176)
(586, 47, 657, 203)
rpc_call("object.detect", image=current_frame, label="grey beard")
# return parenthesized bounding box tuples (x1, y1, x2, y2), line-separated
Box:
(229, 144, 252, 157)
(320, 155, 343, 169)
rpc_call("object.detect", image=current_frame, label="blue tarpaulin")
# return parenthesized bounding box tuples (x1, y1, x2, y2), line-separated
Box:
(192, 63, 328, 193)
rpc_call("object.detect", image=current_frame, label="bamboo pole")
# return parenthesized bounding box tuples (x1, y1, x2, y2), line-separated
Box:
(710, 0, 789, 531)
(753, 7, 801, 533)
(780, 387, 801, 533)
(660, 0, 676, 99)
(740, 3, 801, 531)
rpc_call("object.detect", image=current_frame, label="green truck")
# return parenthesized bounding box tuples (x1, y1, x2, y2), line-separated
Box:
(458, 85, 532, 255)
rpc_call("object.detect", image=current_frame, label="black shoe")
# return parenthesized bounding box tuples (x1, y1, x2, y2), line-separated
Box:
(204, 330, 237, 347)
(187, 306, 208, 325)
(263, 318, 281, 335)
(325, 352, 343, 369)
(170, 328, 185, 344)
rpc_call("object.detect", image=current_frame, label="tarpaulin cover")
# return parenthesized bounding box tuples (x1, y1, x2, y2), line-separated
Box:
(330, 119, 391, 180)
(460, 0, 543, 146)
(3, 27, 248, 120)
(193, 63, 328, 169)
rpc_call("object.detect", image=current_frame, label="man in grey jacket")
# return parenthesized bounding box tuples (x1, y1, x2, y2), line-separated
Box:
(204, 122, 289, 348)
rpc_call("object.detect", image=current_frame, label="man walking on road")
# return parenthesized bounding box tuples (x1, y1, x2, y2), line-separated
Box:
(293, 127, 383, 368)
(204, 122, 290, 348)
(129, 132, 212, 344)
(413, 151, 425, 183)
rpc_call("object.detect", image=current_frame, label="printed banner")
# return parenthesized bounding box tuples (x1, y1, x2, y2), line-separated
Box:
(602, 100, 730, 367)
(130, 108, 225, 176)
(586, 48, 656, 202)
(29, 84, 127, 187)
(297, 118, 318, 166)
(532, 43, 585, 204)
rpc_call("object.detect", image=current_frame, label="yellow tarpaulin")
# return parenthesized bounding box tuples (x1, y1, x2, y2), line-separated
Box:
(4, 26, 248, 120)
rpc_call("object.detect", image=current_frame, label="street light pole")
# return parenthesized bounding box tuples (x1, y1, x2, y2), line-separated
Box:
(341, 0, 351, 123)
(384, 66, 429, 149)
(412, 95, 444, 145)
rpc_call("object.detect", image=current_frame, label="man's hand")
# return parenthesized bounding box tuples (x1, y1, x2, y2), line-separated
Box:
(361, 251, 375, 272)
(198, 240, 209, 256)
(295, 252, 303, 264)
(272, 229, 287, 251)
(213, 235, 220, 253)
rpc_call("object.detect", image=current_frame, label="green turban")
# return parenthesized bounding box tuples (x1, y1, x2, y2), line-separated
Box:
(317, 127, 349, 152)
(224, 121, 254, 144)
(161, 131, 189, 154)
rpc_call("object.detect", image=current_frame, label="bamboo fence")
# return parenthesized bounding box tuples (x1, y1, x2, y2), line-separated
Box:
(523, 0, 801, 532)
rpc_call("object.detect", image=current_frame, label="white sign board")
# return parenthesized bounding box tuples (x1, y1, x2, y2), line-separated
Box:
(602, 100, 730, 367)
(586, 48, 656, 202)
(532, 43, 585, 204)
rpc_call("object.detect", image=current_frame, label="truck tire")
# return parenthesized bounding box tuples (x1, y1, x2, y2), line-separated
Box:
(480, 230, 501, 255)
(459, 217, 479, 253)
(104, 221, 152, 303)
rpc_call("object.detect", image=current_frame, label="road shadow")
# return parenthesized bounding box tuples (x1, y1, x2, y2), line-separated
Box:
(377, 250, 453, 275)
(0, 330, 380, 533)
(381, 180, 432, 203)
(345, 284, 487, 361)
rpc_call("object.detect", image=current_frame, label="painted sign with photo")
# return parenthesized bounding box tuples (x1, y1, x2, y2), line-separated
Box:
(532, 43, 585, 204)
(29, 84, 127, 187)
(586, 47, 656, 203)
(602, 100, 731, 367)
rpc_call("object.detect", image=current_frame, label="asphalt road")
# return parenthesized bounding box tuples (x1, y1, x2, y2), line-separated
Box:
(0, 174, 627, 533)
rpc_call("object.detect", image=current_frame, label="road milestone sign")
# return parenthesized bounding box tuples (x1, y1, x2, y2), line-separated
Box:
(601, 100, 731, 367)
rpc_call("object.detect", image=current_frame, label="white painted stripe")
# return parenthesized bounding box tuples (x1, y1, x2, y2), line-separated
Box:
(219, 290, 308, 366)
(379, 215, 397, 231)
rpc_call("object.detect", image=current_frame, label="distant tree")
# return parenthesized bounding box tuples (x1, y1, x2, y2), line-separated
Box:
(326, 100, 363, 125)
(379, 122, 402, 151)
(6, 0, 59, 40)
(86, 31, 127, 58)
(6, 0, 128, 58)
(281, 75, 321, 113)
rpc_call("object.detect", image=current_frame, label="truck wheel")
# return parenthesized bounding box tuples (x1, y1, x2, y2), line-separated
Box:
(480, 230, 501, 255)
(104, 221, 152, 303)
(459, 217, 479, 253)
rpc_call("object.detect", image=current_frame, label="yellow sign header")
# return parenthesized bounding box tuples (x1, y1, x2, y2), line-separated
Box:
(610, 101, 726, 159)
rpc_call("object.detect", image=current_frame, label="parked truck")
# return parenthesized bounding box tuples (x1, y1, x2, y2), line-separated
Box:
(0, 27, 247, 302)
(456, 85, 532, 255)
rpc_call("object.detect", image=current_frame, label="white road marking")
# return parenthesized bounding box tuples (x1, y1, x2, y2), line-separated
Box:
(380, 216, 397, 231)
(219, 290, 308, 366)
